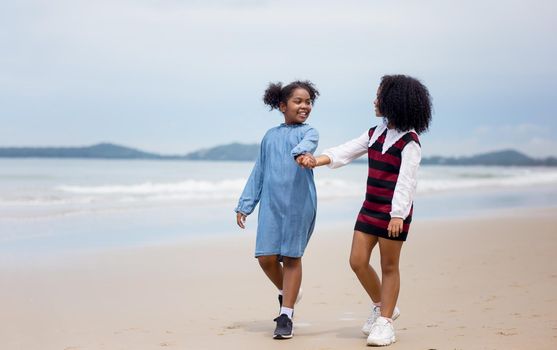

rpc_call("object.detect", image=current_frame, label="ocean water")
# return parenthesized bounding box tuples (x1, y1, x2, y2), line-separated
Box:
(1, 159, 557, 261)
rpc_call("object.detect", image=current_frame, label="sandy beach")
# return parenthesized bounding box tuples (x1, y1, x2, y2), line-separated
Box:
(1, 208, 557, 350)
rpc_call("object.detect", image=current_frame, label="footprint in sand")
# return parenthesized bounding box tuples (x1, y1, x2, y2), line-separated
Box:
(340, 312, 356, 321)
(485, 295, 498, 302)
(222, 323, 242, 332)
(115, 327, 146, 335)
(496, 330, 517, 336)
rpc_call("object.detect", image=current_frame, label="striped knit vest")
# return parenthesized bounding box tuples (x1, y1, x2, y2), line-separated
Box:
(354, 127, 420, 240)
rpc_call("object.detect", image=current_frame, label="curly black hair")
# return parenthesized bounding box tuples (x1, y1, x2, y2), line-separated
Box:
(263, 80, 319, 110)
(377, 75, 432, 134)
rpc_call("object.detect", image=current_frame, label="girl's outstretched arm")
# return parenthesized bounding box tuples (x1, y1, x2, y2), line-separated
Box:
(314, 155, 331, 167)
(291, 126, 319, 158)
(298, 129, 370, 169)
(320, 131, 369, 168)
(297, 154, 330, 168)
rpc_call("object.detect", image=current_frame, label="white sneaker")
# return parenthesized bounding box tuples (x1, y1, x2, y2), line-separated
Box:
(366, 316, 396, 346)
(362, 306, 400, 335)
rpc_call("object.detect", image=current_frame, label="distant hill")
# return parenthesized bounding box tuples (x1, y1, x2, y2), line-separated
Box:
(421, 149, 557, 166)
(0, 143, 164, 159)
(183, 143, 259, 161)
(0, 142, 260, 161)
(0, 143, 556, 166)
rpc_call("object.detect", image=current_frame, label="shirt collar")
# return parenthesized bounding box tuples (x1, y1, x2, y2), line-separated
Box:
(368, 119, 416, 154)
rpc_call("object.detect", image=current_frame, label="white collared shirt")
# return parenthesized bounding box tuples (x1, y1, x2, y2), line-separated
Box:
(321, 122, 421, 219)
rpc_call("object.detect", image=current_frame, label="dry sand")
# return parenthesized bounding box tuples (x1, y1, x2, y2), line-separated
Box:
(1, 209, 557, 349)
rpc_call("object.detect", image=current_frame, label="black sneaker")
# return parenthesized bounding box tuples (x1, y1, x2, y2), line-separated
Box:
(273, 314, 293, 339)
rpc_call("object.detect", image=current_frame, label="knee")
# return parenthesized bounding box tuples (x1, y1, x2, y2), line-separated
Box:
(282, 256, 301, 269)
(349, 255, 367, 274)
(380, 259, 399, 275)
(258, 255, 278, 270)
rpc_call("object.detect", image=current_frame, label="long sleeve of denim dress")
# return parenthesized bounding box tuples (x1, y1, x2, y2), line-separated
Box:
(235, 123, 318, 258)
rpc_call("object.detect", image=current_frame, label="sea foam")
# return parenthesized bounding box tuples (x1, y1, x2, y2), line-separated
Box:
(1, 166, 556, 208)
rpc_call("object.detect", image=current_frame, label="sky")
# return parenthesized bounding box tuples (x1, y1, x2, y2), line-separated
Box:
(1, 0, 556, 157)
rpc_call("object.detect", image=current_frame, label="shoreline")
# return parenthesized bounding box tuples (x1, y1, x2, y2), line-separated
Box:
(1, 208, 556, 349)
(3, 204, 557, 267)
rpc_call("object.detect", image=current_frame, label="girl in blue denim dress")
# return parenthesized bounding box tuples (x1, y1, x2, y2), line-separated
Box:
(235, 80, 319, 339)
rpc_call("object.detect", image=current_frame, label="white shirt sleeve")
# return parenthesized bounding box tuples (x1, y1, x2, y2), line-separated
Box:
(321, 131, 369, 169)
(390, 141, 421, 219)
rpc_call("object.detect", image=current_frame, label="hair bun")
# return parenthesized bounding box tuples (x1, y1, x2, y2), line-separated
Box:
(263, 82, 283, 110)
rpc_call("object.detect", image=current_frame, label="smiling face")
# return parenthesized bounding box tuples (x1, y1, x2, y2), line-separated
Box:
(279, 88, 312, 124)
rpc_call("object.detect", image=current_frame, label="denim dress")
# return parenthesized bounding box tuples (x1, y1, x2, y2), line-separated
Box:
(235, 123, 318, 258)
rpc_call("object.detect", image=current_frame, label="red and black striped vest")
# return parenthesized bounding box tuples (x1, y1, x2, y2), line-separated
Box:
(354, 127, 420, 240)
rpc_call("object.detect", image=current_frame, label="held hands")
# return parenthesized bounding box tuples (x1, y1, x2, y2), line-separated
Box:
(236, 212, 247, 229)
(387, 217, 404, 238)
(296, 153, 317, 169)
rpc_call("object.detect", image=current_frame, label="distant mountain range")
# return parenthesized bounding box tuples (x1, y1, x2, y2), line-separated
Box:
(0, 142, 260, 161)
(0, 143, 556, 166)
(421, 149, 557, 166)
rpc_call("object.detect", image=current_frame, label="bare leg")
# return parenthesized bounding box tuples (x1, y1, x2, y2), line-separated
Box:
(349, 230, 381, 303)
(281, 257, 302, 308)
(377, 237, 403, 318)
(257, 255, 283, 290)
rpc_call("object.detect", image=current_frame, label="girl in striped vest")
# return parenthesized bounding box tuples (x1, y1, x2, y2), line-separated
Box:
(297, 75, 432, 346)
